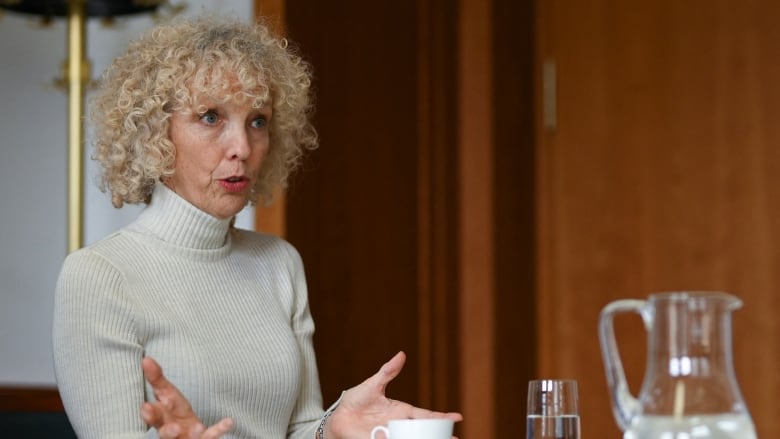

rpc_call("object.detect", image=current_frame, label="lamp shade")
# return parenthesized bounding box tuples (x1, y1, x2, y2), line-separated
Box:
(0, 0, 161, 17)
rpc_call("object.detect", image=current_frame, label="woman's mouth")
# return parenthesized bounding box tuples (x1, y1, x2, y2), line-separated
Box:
(219, 176, 250, 192)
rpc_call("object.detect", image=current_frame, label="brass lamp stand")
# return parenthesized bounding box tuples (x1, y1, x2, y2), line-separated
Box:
(0, 0, 164, 252)
(66, 0, 87, 253)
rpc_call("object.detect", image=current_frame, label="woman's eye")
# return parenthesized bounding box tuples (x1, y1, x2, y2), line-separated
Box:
(199, 111, 219, 125)
(251, 117, 268, 129)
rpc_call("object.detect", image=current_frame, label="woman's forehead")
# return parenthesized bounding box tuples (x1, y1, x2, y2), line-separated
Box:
(192, 65, 267, 87)
(189, 92, 272, 108)
(186, 70, 271, 105)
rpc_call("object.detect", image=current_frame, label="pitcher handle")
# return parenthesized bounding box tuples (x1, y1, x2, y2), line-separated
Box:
(598, 299, 647, 432)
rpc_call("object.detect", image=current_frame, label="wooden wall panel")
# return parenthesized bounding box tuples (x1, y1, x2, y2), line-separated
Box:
(458, 0, 496, 436)
(283, 1, 537, 437)
(415, 0, 461, 415)
(537, 0, 780, 436)
(283, 0, 451, 413)
(492, 0, 538, 436)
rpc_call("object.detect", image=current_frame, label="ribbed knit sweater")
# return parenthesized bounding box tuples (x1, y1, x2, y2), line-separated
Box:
(53, 184, 325, 439)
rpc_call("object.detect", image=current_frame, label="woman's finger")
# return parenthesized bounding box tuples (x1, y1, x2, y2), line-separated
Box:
(141, 402, 162, 426)
(405, 406, 464, 422)
(186, 423, 205, 439)
(202, 418, 234, 439)
(142, 357, 181, 399)
(367, 351, 406, 392)
(158, 422, 182, 438)
(141, 357, 165, 385)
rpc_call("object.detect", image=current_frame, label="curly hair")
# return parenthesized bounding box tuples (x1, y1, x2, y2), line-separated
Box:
(90, 15, 318, 208)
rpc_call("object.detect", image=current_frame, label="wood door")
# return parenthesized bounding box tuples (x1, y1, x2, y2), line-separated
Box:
(537, 0, 780, 436)
(281, 1, 537, 437)
(282, 0, 461, 418)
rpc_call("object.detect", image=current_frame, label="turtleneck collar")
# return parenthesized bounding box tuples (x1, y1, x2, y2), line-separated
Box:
(133, 183, 233, 250)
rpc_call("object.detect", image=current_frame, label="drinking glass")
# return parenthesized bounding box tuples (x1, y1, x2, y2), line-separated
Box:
(526, 379, 581, 439)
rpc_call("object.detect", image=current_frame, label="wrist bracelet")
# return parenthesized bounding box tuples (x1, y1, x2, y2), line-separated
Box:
(317, 391, 344, 439)
(316, 406, 335, 439)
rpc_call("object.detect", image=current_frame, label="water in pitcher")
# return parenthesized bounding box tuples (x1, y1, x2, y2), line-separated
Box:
(599, 292, 758, 439)
(624, 414, 757, 439)
(526, 414, 581, 439)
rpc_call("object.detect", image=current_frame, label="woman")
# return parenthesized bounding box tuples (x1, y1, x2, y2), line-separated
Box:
(52, 15, 461, 439)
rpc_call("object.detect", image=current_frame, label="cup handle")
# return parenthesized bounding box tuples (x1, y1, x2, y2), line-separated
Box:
(370, 426, 390, 439)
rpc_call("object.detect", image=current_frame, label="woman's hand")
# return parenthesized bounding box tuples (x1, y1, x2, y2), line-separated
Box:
(141, 357, 234, 439)
(325, 351, 463, 439)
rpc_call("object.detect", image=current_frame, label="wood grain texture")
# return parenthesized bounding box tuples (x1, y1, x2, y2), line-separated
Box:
(458, 0, 496, 437)
(282, 1, 534, 436)
(415, 0, 461, 415)
(284, 0, 441, 414)
(537, 0, 780, 436)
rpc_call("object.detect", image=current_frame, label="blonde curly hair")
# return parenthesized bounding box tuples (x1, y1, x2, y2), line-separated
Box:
(90, 15, 318, 208)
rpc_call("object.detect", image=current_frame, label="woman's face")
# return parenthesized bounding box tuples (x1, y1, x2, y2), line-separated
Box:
(165, 94, 271, 219)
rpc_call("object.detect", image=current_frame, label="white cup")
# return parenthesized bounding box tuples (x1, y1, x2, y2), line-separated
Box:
(370, 418, 454, 439)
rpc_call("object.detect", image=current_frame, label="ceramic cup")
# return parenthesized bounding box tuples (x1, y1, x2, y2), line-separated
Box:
(370, 418, 454, 439)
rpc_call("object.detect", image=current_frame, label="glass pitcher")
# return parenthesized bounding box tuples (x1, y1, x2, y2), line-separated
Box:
(598, 291, 757, 438)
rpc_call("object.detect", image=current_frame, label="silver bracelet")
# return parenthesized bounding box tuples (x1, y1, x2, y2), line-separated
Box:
(317, 392, 344, 439)
(316, 404, 336, 439)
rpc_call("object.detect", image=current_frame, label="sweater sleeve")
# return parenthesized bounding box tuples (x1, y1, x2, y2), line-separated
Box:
(284, 244, 327, 439)
(52, 249, 157, 439)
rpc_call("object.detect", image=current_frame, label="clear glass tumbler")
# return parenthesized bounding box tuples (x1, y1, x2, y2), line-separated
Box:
(526, 379, 581, 439)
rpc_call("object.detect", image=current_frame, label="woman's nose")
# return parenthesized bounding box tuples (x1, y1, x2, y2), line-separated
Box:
(227, 127, 251, 160)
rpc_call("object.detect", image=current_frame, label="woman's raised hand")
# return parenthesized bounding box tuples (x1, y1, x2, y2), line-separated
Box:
(325, 351, 463, 439)
(141, 357, 234, 439)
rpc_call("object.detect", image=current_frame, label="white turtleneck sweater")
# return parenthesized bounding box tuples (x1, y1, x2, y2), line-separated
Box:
(53, 184, 325, 439)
